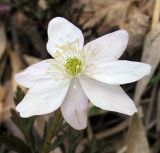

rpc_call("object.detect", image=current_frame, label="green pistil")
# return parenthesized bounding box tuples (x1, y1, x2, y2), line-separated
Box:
(65, 57, 82, 76)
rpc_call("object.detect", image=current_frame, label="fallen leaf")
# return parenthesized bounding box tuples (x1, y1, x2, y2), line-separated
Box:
(127, 114, 150, 153)
(134, 23, 160, 104)
(121, 5, 150, 53)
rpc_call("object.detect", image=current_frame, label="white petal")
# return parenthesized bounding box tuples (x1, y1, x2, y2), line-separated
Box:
(87, 60, 151, 85)
(61, 79, 88, 130)
(79, 76, 137, 116)
(47, 17, 84, 55)
(84, 30, 128, 65)
(15, 59, 62, 88)
(16, 79, 71, 117)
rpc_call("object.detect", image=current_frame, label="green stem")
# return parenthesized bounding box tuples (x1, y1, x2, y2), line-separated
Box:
(40, 110, 62, 153)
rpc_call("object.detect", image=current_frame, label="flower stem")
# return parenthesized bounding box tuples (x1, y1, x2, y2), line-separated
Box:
(40, 110, 62, 153)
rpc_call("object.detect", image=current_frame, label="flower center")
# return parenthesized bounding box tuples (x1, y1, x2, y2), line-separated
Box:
(64, 57, 82, 76)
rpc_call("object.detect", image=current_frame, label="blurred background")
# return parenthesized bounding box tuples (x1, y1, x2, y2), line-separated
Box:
(0, 0, 160, 153)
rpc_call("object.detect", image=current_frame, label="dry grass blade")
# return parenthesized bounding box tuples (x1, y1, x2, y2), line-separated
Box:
(151, 0, 160, 30)
(0, 23, 7, 59)
(0, 85, 5, 122)
(96, 119, 129, 140)
(127, 114, 150, 153)
(0, 81, 15, 121)
(9, 51, 26, 91)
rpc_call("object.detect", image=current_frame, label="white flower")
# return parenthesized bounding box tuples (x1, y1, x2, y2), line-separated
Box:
(15, 17, 151, 130)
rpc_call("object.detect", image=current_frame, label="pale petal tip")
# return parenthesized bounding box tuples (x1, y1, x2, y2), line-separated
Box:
(119, 29, 128, 34)
(48, 17, 66, 26)
(118, 29, 129, 39)
(15, 73, 20, 83)
(127, 106, 137, 116)
(70, 122, 87, 130)
(146, 64, 152, 75)
(48, 17, 68, 35)
(19, 112, 31, 118)
(15, 72, 25, 85)
(140, 63, 152, 77)
(15, 103, 21, 112)
(16, 104, 32, 118)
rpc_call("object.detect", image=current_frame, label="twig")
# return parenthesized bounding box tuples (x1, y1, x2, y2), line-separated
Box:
(95, 119, 129, 140)
(117, 146, 127, 153)
(81, 119, 129, 145)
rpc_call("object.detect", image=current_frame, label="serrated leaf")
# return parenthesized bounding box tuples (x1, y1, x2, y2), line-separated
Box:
(67, 127, 83, 153)
(10, 109, 36, 151)
(41, 111, 63, 153)
(12, 87, 36, 151)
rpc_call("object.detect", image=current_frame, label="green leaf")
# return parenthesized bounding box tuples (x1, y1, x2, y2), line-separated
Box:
(0, 133, 32, 153)
(12, 87, 36, 151)
(89, 106, 106, 117)
(40, 111, 63, 153)
(150, 73, 160, 84)
(12, 87, 35, 151)
(10, 109, 36, 151)
(67, 127, 83, 153)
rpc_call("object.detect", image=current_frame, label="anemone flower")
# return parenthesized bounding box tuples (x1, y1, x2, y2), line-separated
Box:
(15, 17, 151, 130)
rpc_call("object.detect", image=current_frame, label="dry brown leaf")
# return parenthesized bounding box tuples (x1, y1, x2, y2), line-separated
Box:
(9, 51, 26, 91)
(72, 0, 150, 53)
(1, 51, 27, 120)
(134, 23, 160, 104)
(76, 0, 131, 33)
(15, 12, 48, 58)
(23, 54, 41, 65)
(127, 114, 150, 153)
(121, 6, 150, 52)
(0, 81, 15, 121)
(0, 23, 7, 59)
